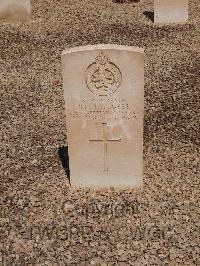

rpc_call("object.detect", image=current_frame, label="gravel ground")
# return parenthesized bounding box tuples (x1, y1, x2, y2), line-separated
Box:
(0, 0, 200, 265)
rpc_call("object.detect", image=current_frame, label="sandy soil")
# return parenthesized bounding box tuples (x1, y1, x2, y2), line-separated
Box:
(0, 0, 199, 264)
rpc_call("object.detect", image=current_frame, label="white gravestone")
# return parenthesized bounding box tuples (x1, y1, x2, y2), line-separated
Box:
(62, 45, 144, 189)
(0, 0, 31, 22)
(154, 0, 188, 24)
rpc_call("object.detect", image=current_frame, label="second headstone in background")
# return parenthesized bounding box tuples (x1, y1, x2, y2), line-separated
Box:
(0, 0, 31, 22)
(62, 44, 144, 189)
(154, 0, 188, 24)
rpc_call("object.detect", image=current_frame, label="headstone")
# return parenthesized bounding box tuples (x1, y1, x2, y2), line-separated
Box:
(62, 45, 144, 189)
(0, 0, 31, 22)
(154, 0, 188, 24)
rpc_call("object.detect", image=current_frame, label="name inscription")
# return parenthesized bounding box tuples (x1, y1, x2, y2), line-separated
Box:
(69, 98, 138, 120)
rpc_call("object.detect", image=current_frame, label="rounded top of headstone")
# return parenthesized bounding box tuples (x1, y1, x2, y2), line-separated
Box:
(61, 44, 144, 56)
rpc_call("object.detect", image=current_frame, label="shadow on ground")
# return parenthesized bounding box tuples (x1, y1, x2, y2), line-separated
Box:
(112, 0, 140, 4)
(143, 11, 154, 22)
(58, 146, 70, 183)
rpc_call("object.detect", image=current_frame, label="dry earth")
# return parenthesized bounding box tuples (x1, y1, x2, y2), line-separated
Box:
(0, 0, 200, 265)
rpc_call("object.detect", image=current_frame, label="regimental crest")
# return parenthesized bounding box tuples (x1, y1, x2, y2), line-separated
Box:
(85, 52, 122, 96)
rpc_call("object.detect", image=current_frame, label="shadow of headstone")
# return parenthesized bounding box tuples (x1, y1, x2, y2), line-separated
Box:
(58, 146, 70, 184)
(143, 11, 154, 22)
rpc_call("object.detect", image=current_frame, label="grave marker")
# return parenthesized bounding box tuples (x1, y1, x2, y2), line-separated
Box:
(154, 0, 188, 24)
(0, 0, 31, 22)
(62, 45, 144, 189)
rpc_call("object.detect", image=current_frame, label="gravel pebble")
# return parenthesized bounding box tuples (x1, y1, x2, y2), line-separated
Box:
(1, 0, 199, 265)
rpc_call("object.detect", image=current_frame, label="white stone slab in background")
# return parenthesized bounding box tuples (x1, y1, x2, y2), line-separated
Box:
(0, 0, 31, 22)
(62, 44, 144, 189)
(154, 0, 188, 24)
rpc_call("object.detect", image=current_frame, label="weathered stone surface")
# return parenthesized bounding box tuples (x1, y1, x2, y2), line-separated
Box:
(0, 0, 31, 22)
(154, 0, 188, 24)
(62, 45, 144, 189)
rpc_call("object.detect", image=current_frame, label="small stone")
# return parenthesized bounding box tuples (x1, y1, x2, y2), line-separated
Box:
(11, 148, 16, 154)
(17, 199, 24, 206)
(31, 159, 37, 165)
(15, 164, 21, 170)
(4, 170, 9, 176)
(63, 203, 74, 213)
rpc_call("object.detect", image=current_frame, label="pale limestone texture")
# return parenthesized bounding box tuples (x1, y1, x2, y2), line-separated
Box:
(62, 45, 144, 189)
(154, 0, 188, 24)
(0, 0, 31, 22)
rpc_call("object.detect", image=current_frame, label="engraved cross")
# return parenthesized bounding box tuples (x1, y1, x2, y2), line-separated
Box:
(89, 123, 122, 174)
